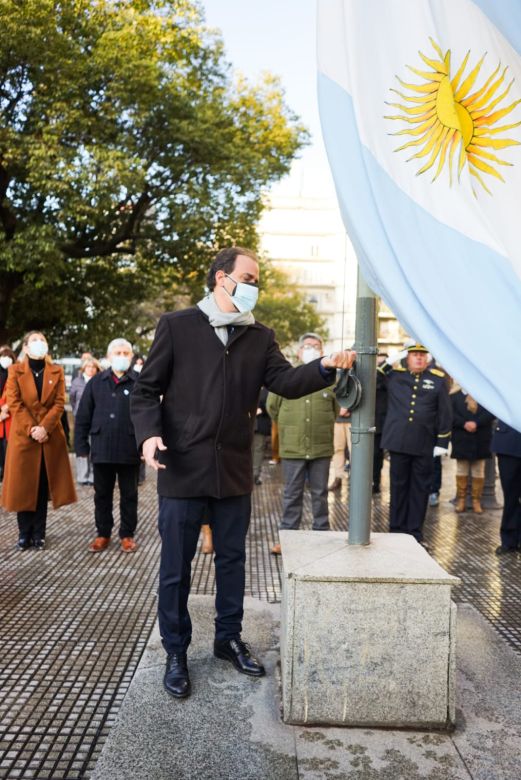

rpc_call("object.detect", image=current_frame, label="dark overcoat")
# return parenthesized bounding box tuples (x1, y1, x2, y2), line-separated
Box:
(254, 387, 271, 437)
(491, 421, 521, 458)
(74, 369, 140, 465)
(130, 308, 335, 498)
(1, 361, 76, 512)
(450, 391, 494, 461)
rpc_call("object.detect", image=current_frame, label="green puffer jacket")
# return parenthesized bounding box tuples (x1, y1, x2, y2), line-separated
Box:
(267, 385, 338, 459)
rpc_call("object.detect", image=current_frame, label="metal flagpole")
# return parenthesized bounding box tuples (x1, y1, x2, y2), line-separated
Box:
(348, 262, 378, 545)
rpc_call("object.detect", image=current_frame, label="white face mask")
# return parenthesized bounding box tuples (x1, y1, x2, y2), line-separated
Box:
(27, 339, 48, 359)
(301, 347, 322, 364)
(224, 274, 259, 313)
(133, 363, 143, 373)
(83, 374, 92, 382)
(0, 356, 13, 369)
(111, 355, 131, 373)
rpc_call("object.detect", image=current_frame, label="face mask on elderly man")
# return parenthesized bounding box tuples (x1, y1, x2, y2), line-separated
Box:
(111, 356, 131, 373)
(301, 346, 322, 365)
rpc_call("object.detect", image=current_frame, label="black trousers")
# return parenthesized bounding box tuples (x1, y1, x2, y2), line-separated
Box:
(157, 494, 251, 654)
(93, 463, 139, 538)
(498, 454, 521, 550)
(372, 433, 384, 488)
(430, 455, 442, 493)
(0, 437, 7, 480)
(18, 460, 49, 541)
(389, 452, 433, 541)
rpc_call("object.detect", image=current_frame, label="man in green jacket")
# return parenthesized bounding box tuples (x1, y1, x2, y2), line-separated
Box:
(267, 333, 339, 555)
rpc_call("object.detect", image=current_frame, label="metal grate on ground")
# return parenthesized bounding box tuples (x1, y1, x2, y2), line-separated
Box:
(1, 456, 521, 779)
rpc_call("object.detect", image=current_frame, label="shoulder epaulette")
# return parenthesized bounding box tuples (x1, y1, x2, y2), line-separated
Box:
(394, 366, 407, 372)
(429, 368, 445, 378)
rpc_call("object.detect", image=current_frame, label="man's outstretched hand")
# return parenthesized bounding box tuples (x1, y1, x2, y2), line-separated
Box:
(142, 436, 167, 470)
(321, 350, 357, 370)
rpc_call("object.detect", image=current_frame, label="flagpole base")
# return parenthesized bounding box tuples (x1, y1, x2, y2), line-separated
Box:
(280, 530, 459, 728)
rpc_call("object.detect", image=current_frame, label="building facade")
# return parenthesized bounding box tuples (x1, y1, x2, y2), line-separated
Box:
(258, 178, 406, 355)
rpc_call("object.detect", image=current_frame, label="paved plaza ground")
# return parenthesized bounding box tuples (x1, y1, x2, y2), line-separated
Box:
(1, 457, 521, 779)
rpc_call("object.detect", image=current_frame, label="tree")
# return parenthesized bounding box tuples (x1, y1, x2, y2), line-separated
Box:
(0, 0, 307, 350)
(254, 263, 327, 350)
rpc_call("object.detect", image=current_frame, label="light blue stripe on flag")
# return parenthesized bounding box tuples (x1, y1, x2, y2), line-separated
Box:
(471, 0, 521, 55)
(319, 72, 521, 429)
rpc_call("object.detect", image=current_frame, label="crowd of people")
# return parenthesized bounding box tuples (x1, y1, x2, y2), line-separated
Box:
(0, 246, 519, 701)
(0, 315, 519, 560)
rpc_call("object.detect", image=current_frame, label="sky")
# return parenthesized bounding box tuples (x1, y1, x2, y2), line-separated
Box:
(201, 0, 335, 196)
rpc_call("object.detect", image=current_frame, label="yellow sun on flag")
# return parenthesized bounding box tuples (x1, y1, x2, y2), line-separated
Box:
(385, 38, 521, 194)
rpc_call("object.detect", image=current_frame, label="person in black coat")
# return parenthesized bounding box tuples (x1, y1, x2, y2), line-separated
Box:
(130, 246, 357, 700)
(450, 389, 494, 514)
(252, 387, 271, 486)
(491, 421, 521, 555)
(75, 338, 140, 554)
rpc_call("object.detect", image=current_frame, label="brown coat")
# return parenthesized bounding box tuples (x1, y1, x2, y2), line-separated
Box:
(1, 361, 77, 512)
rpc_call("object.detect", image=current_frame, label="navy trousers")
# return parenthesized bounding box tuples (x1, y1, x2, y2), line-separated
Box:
(389, 452, 433, 541)
(157, 494, 251, 654)
(498, 455, 521, 550)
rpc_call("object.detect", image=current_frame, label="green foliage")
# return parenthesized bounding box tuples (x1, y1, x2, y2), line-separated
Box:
(255, 263, 328, 350)
(0, 0, 308, 350)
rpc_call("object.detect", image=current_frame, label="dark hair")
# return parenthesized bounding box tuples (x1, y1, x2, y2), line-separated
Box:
(206, 247, 259, 291)
(0, 345, 16, 362)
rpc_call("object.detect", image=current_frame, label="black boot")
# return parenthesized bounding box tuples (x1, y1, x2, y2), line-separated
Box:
(214, 638, 265, 677)
(163, 652, 190, 699)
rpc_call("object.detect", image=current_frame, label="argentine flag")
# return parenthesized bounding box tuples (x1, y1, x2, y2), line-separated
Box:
(318, 0, 521, 430)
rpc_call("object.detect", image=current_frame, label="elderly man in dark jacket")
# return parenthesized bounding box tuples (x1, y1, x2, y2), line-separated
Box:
(75, 338, 140, 554)
(130, 246, 356, 700)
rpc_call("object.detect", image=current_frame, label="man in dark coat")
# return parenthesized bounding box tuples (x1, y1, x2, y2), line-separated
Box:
(75, 338, 140, 554)
(130, 247, 356, 700)
(379, 342, 452, 542)
(491, 421, 521, 555)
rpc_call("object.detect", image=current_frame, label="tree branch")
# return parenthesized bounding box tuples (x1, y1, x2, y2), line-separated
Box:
(59, 191, 152, 258)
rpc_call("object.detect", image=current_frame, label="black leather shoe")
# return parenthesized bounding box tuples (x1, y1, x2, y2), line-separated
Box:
(16, 538, 31, 550)
(33, 538, 45, 550)
(214, 638, 265, 677)
(163, 652, 191, 698)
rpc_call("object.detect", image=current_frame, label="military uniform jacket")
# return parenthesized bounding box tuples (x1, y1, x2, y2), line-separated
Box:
(379, 365, 452, 457)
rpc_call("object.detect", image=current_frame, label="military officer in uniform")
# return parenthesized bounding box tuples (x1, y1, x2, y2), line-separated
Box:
(379, 342, 452, 542)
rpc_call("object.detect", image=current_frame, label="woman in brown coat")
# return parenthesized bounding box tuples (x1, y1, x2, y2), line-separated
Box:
(1, 331, 76, 549)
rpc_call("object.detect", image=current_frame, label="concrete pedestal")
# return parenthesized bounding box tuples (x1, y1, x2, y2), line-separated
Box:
(280, 531, 459, 728)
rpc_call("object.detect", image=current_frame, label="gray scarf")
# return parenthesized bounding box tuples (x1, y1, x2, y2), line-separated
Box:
(197, 293, 255, 345)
